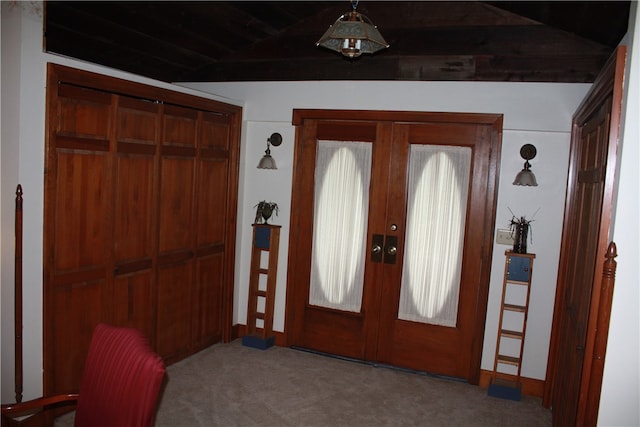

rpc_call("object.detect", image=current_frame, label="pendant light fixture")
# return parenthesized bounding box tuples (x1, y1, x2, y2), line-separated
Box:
(316, 0, 389, 59)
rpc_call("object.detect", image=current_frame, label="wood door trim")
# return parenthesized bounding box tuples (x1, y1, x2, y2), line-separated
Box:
(543, 46, 626, 424)
(293, 109, 503, 126)
(51, 65, 242, 115)
(285, 109, 502, 384)
(469, 117, 503, 384)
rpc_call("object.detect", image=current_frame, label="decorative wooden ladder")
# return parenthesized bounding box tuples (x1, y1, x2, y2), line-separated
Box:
(242, 224, 280, 350)
(488, 250, 535, 400)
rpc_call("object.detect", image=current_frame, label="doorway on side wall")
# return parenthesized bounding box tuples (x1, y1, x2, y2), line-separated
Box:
(544, 46, 626, 426)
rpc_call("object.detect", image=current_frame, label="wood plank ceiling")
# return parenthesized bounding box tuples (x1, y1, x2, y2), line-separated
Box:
(44, 1, 630, 83)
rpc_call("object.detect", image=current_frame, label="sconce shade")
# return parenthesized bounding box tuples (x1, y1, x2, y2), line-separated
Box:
(513, 144, 538, 186)
(316, 9, 389, 58)
(513, 161, 538, 186)
(257, 150, 277, 169)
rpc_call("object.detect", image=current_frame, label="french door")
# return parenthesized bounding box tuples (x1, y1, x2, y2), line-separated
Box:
(287, 110, 502, 381)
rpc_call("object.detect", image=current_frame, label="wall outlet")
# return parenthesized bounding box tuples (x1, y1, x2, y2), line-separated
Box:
(496, 229, 515, 245)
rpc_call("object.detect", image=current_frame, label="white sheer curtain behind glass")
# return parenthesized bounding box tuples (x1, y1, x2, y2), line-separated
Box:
(398, 145, 471, 327)
(309, 140, 372, 312)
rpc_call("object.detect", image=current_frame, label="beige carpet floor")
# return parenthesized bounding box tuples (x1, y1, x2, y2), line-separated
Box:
(56, 339, 552, 426)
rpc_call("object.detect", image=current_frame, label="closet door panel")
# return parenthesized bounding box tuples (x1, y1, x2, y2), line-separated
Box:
(51, 280, 105, 393)
(197, 158, 228, 247)
(46, 80, 115, 397)
(114, 272, 155, 342)
(54, 151, 110, 271)
(191, 113, 231, 348)
(192, 254, 224, 348)
(116, 97, 158, 145)
(157, 262, 194, 359)
(56, 84, 111, 138)
(201, 112, 231, 150)
(163, 105, 197, 147)
(158, 157, 195, 253)
(112, 98, 159, 339)
(114, 154, 155, 263)
(114, 98, 157, 262)
(156, 105, 198, 359)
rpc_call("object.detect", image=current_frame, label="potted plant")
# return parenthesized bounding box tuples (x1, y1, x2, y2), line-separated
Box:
(254, 201, 279, 224)
(509, 215, 533, 254)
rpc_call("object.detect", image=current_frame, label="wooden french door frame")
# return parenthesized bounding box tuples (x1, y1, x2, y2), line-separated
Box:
(285, 109, 502, 384)
(543, 47, 626, 425)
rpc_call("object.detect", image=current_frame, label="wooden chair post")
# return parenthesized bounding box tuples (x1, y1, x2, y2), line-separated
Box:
(15, 185, 23, 404)
(585, 242, 617, 425)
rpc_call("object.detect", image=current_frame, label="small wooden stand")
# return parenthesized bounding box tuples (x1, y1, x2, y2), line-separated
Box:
(488, 250, 535, 401)
(242, 224, 280, 350)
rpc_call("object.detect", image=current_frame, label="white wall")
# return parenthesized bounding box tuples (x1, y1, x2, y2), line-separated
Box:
(598, 3, 640, 426)
(183, 79, 588, 382)
(2, 3, 638, 425)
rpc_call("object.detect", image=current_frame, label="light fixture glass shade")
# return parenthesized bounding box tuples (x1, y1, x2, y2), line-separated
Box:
(513, 161, 538, 186)
(316, 11, 389, 58)
(257, 146, 277, 169)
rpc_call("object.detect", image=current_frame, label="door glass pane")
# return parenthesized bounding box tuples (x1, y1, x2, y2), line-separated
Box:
(309, 140, 372, 312)
(398, 145, 471, 327)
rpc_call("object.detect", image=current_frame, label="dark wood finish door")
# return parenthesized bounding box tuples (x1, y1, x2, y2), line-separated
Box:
(550, 100, 611, 425)
(544, 47, 626, 426)
(44, 64, 241, 394)
(113, 96, 160, 343)
(287, 110, 501, 381)
(46, 83, 114, 393)
(375, 121, 499, 378)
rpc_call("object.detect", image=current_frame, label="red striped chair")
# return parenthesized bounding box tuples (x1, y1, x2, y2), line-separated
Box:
(2, 323, 166, 427)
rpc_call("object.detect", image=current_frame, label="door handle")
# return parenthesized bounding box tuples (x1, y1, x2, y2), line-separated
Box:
(384, 235, 398, 264)
(371, 234, 384, 263)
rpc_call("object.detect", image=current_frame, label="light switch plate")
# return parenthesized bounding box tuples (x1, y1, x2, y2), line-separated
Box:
(496, 229, 515, 245)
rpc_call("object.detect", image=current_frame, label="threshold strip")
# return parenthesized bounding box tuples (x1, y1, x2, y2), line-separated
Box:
(290, 346, 467, 384)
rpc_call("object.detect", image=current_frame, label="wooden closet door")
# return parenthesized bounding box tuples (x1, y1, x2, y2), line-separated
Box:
(45, 83, 115, 392)
(44, 64, 242, 395)
(192, 112, 235, 350)
(113, 96, 160, 344)
(156, 105, 198, 361)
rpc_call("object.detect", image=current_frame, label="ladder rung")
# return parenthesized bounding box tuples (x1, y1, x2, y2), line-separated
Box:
(503, 303, 526, 312)
(255, 313, 265, 320)
(491, 372, 520, 388)
(255, 268, 268, 274)
(493, 372, 519, 384)
(497, 355, 521, 366)
(254, 290, 267, 297)
(505, 279, 529, 286)
(500, 329, 523, 339)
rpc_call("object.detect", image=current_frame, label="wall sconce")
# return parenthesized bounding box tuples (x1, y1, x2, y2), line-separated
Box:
(257, 133, 282, 170)
(513, 144, 538, 186)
